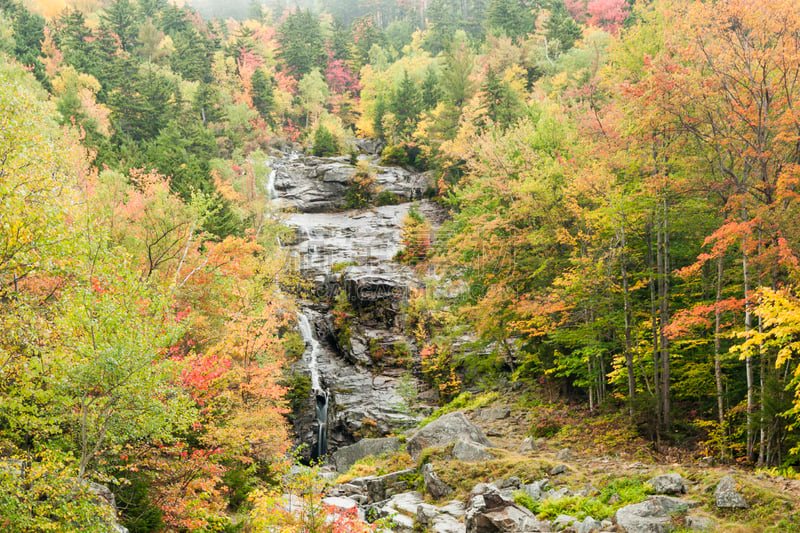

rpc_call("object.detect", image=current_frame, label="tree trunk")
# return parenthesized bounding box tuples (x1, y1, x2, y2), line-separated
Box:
(742, 206, 754, 461)
(620, 221, 635, 418)
(658, 203, 671, 431)
(648, 223, 662, 441)
(714, 254, 726, 458)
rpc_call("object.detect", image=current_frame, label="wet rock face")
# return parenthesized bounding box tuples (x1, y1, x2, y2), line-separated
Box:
(276, 148, 441, 459)
(273, 154, 430, 213)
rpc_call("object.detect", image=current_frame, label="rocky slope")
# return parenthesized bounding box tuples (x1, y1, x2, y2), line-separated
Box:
(319, 406, 799, 532)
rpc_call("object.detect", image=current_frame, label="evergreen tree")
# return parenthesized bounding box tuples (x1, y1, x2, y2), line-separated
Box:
(479, 68, 520, 130)
(313, 125, 339, 157)
(278, 9, 325, 76)
(250, 69, 275, 125)
(421, 67, 442, 111)
(544, 0, 582, 54)
(391, 71, 421, 140)
(486, 0, 537, 42)
(101, 0, 138, 52)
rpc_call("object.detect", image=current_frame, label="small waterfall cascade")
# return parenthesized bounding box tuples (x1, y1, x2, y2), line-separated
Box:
(296, 311, 328, 458)
(266, 168, 277, 200)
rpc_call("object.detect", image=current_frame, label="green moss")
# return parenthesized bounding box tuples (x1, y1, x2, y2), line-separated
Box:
(331, 260, 359, 273)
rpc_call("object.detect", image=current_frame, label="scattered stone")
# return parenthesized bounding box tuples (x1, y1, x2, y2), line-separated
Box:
(685, 515, 715, 531)
(520, 480, 548, 501)
(544, 487, 571, 501)
(550, 464, 569, 476)
(578, 483, 600, 497)
(357, 468, 416, 502)
(577, 516, 602, 533)
(647, 473, 688, 495)
(423, 463, 454, 500)
(321, 496, 359, 511)
(416, 502, 442, 527)
(555, 448, 574, 461)
(475, 407, 511, 421)
(439, 500, 467, 518)
(502, 476, 521, 489)
(615, 495, 698, 533)
(714, 475, 748, 509)
(384, 491, 425, 516)
(453, 437, 496, 462)
(518, 437, 539, 453)
(430, 514, 467, 533)
(553, 514, 578, 531)
(406, 411, 493, 460)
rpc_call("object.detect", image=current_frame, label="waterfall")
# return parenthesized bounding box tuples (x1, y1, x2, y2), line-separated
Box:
(296, 312, 328, 457)
(266, 168, 277, 200)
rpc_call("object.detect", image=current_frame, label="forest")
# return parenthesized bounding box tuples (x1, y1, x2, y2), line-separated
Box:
(1, 0, 800, 531)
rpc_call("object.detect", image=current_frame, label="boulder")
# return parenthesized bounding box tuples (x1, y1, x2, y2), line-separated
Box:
(577, 516, 602, 533)
(684, 515, 715, 531)
(520, 480, 548, 501)
(714, 476, 748, 509)
(384, 490, 425, 516)
(555, 448, 574, 461)
(614, 495, 698, 533)
(465, 483, 549, 533)
(406, 411, 493, 460)
(517, 437, 539, 454)
(352, 468, 415, 502)
(550, 464, 569, 476)
(453, 437, 495, 463)
(647, 473, 687, 495)
(552, 514, 578, 531)
(332, 436, 401, 472)
(431, 514, 468, 533)
(423, 463, 454, 499)
(475, 407, 510, 421)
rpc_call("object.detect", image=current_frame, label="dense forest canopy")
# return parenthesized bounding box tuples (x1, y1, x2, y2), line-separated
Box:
(2, 0, 800, 530)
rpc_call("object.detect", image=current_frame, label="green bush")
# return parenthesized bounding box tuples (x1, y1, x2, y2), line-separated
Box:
(312, 125, 339, 157)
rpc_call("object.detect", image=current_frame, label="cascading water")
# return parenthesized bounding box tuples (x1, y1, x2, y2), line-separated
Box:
(296, 312, 328, 458)
(266, 168, 277, 200)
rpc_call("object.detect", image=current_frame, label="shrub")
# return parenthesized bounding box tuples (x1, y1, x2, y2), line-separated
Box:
(345, 161, 376, 208)
(312, 124, 339, 157)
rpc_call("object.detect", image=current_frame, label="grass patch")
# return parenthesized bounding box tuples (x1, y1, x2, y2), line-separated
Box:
(331, 260, 359, 273)
(334, 451, 415, 484)
(435, 455, 549, 497)
(419, 391, 499, 427)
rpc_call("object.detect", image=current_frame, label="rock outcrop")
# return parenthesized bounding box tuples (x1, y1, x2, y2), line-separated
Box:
(406, 411, 494, 460)
(332, 437, 401, 473)
(614, 495, 698, 533)
(714, 475, 748, 509)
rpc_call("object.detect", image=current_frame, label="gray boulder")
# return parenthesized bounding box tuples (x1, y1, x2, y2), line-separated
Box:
(714, 476, 748, 509)
(475, 407, 510, 421)
(552, 514, 578, 530)
(453, 437, 495, 462)
(577, 516, 602, 533)
(332, 436, 401, 472)
(555, 448, 574, 461)
(647, 473, 687, 495)
(615, 495, 698, 533)
(406, 411, 493, 460)
(423, 463, 454, 499)
(517, 437, 539, 453)
(352, 468, 415, 502)
(684, 515, 715, 531)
